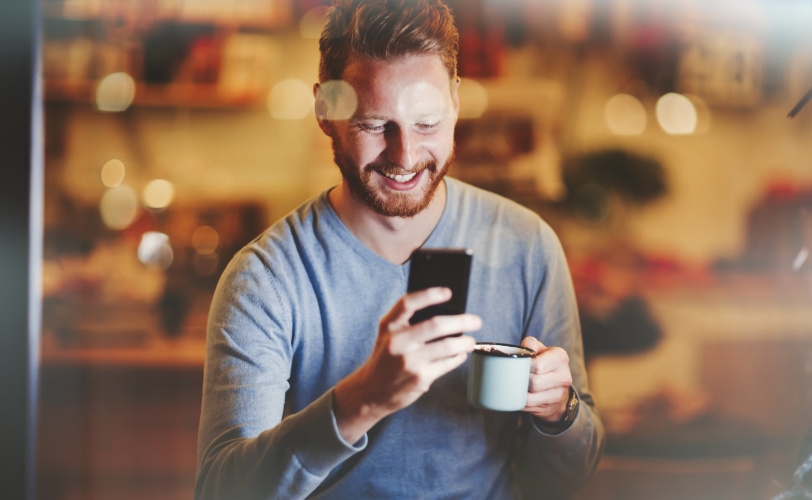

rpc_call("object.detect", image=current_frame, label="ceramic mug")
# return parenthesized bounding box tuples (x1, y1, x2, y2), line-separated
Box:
(467, 342, 536, 411)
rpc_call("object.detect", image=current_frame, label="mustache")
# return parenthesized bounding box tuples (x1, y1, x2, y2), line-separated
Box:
(364, 160, 437, 176)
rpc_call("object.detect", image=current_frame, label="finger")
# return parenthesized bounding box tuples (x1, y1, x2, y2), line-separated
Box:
(381, 288, 451, 332)
(521, 336, 545, 353)
(524, 387, 569, 408)
(414, 334, 476, 363)
(529, 346, 569, 374)
(422, 351, 468, 381)
(527, 370, 572, 394)
(404, 314, 482, 344)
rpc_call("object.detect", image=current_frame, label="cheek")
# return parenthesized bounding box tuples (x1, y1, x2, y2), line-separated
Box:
(351, 135, 387, 163)
(425, 129, 455, 159)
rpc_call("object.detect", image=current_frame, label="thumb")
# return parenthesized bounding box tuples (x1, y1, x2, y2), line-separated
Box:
(521, 336, 545, 353)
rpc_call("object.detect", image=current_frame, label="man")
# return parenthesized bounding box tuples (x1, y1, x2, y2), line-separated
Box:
(195, 1, 604, 498)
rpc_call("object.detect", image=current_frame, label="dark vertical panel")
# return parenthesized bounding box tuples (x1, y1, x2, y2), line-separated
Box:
(0, 0, 42, 499)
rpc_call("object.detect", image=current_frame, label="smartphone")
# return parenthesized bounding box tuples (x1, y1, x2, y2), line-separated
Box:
(407, 248, 473, 328)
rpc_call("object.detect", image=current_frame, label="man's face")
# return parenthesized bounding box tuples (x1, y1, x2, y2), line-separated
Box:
(319, 54, 459, 218)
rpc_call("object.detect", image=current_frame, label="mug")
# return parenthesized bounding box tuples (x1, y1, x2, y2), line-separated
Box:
(467, 342, 536, 411)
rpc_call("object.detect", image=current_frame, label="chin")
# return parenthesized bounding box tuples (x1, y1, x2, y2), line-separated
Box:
(332, 139, 453, 218)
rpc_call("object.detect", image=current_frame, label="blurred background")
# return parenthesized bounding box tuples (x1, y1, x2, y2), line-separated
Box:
(36, 0, 812, 499)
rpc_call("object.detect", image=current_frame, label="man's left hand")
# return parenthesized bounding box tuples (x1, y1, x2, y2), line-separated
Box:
(520, 336, 572, 423)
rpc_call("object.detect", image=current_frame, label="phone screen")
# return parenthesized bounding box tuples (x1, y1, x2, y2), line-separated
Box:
(407, 248, 473, 326)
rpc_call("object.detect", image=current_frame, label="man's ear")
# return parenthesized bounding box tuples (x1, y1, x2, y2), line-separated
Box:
(451, 76, 461, 122)
(314, 83, 334, 137)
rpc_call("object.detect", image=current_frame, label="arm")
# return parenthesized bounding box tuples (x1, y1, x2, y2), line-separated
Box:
(195, 251, 481, 500)
(515, 223, 605, 496)
(195, 251, 365, 500)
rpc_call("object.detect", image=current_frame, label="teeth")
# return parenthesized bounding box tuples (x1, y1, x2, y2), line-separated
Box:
(383, 171, 417, 183)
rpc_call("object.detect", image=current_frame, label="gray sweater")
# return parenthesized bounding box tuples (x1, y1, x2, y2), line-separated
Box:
(196, 178, 605, 499)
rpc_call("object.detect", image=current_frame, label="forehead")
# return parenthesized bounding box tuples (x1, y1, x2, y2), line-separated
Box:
(341, 54, 452, 116)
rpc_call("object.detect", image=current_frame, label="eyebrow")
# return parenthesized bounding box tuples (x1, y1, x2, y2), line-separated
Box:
(350, 111, 447, 123)
(350, 114, 389, 122)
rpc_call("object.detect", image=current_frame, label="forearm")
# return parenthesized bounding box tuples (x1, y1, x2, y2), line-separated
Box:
(333, 368, 391, 444)
(520, 398, 605, 496)
(196, 390, 367, 500)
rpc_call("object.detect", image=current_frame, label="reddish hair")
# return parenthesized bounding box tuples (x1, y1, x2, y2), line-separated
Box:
(319, 0, 459, 83)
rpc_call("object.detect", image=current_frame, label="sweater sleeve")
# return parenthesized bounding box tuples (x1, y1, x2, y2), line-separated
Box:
(517, 222, 605, 496)
(195, 249, 367, 500)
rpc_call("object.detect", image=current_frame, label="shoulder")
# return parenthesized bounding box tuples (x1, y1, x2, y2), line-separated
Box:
(217, 193, 330, 298)
(446, 177, 560, 251)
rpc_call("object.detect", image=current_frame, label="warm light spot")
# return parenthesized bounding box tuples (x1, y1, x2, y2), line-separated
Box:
(137, 232, 174, 270)
(192, 226, 219, 255)
(656, 93, 697, 135)
(100, 185, 139, 230)
(143, 179, 175, 209)
(268, 79, 314, 120)
(300, 6, 329, 39)
(793, 248, 809, 272)
(101, 159, 125, 187)
(96, 72, 136, 112)
(604, 94, 647, 135)
(316, 80, 358, 121)
(457, 78, 488, 119)
(558, 0, 593, 43)
(686, 94, 711, 134)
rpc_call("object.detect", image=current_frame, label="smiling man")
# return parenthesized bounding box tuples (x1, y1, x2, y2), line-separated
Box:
(195, 1, 604, 499)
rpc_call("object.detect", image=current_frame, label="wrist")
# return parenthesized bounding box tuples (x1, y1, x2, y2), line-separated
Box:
(533, 388, 570, 424)
(533, 387, 579, 432)
(333, 370, 388, 444)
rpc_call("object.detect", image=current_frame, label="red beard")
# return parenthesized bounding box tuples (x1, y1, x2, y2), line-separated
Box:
(331, 138, 453, 218)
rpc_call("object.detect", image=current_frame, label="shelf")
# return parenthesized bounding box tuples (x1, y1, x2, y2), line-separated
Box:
(40, 337, 206, 369)
(46, 79, 266, 109)
(41, 0, 294, 31)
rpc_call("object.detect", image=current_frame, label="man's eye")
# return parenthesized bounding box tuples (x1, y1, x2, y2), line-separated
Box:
(417, 122, 439, 131)
(359, 124, 385, 133)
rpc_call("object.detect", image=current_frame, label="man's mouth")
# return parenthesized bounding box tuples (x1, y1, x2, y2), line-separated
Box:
(381, 171, 417, 183)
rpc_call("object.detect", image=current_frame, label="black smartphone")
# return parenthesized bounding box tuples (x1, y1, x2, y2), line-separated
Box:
(407, 248, 473, 327)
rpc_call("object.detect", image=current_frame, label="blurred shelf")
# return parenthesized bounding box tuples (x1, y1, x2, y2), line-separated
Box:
(41, 0, 294, 31)
(40, 337, 206, 369)
(45, 79, 266, 109)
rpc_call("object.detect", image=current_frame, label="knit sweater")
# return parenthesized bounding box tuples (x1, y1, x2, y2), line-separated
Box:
(196, 178, 605, 499)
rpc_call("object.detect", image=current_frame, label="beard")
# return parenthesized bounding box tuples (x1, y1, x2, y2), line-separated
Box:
(331, 137, 453, 218)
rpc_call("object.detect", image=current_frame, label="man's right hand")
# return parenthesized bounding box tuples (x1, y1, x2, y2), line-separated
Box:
(333, 287, 481, 444)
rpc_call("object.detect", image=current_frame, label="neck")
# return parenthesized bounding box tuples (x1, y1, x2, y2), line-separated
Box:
(328, 180, 447, 264)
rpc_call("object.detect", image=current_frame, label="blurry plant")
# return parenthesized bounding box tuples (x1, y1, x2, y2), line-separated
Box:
(563, 149, 667, 223)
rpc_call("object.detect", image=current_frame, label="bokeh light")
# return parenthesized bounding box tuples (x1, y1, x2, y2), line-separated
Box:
(686, 93, 711, 134)
(316, 80, 358, 121)
(268, 79, 314, 120)
(100, 185, 139, 230)
(300, 6, 329, 39)
(96, 72, 136, 112)
(101, 159, 125, 187)
(656, 93, 698, 135)
(143, 179, 175, 209)
(457, 78, 488, 119)
(604, 94, 647, 135)
(137, 232, 174, 270)
(191, 226, 219, 255)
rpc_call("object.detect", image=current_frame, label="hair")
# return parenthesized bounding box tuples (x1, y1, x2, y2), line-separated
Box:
(318, 0, 459, 83)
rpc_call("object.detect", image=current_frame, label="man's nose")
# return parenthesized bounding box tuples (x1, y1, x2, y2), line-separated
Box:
(385, 128, 419, 170)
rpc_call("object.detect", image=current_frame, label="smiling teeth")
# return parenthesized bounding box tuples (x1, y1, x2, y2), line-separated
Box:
(383, 171, 417, 183)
